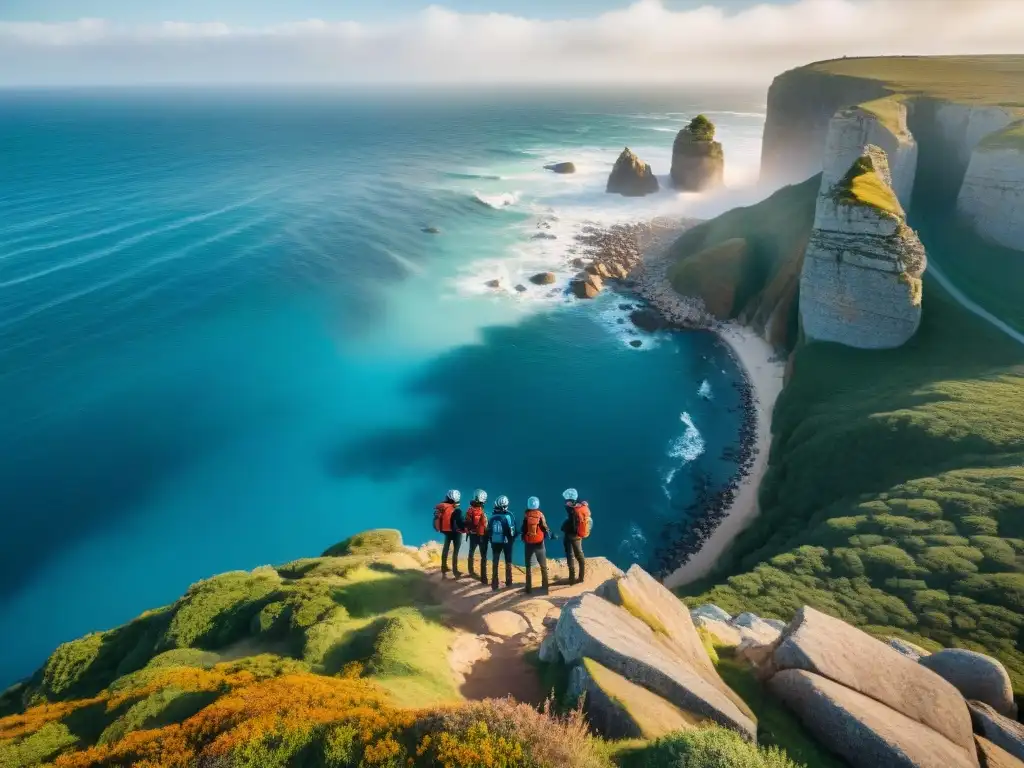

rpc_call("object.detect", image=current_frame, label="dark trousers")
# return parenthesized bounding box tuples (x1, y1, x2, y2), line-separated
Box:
(467, 534, 489, 581)
(524, 542, 549, 592)
(441, 531, 462, 575)
(564, 537, 586, 584)
(490, 541, 514, 588)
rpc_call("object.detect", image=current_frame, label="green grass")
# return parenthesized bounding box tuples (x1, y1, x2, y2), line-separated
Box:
(97, 687, 219, 746)
(804, 55, 1024, 106)
(832, 152, 902, 217)
(366, 608, 460, 707)
(0, 721, 79, 768)
(980, 120, 1024, 150)
(857, 95, 909, 137)
(671, 238, 749, 319)
(684, 277, 1024, 692)
(619, 726, 803, 768)
(321, 528, 404, 557)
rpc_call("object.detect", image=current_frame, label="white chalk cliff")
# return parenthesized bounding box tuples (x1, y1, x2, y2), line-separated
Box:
(800, 146, 927, 349)
(956, 124, 1024, 250)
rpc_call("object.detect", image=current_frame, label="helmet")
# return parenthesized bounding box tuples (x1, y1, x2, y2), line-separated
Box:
(474, 489, 488, 503)
(562, 488, 579, 501)
(527, 496, 540, 510)
(447, 489, 461, 503)
(495, 495, 509, 509)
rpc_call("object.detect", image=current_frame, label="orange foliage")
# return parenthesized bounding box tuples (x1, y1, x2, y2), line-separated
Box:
(0, 696, 104, 741)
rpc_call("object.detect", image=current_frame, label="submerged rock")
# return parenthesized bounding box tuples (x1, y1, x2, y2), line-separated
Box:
(629, 340, 643, 348)
(421, 226, 441, 234)
(545, 161, 577, 174)
(671, 115, 725, 191)
(607, 147, 659, 197)
(630, 308, 669, 332)
(514, 284, 527, 293)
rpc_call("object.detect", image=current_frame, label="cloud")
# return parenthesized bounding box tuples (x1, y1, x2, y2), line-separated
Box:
(2, 0, 1024, 86)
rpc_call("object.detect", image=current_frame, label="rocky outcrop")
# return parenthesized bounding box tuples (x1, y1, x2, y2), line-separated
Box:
(956, 126, 1024, 250)
(799, 146, 927, 349)
(769, 606, 976, 756)
(545, 161, 576, 174)
(671, 115, 724, 191)
(820, 100, 917, 209)
(607, 147, 659, 197)
(920, 649, 1017, 719)
(769, 669, 980, 768)
(571, 273, 603, 299)
(974, 736, 1024, 768)
(567, 658, 706, 740)
(690, 605, 782, 651)
(529, 272, 556, 285)
(968, 701, 1024, 763)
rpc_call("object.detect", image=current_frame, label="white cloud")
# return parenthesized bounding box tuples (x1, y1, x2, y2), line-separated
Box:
(2, 0, 1023, 86)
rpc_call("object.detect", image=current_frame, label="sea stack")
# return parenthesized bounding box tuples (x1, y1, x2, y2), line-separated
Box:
(799, 145, 927, 349)
(671, 115, 724, 191)
(607, 148, 659, 197)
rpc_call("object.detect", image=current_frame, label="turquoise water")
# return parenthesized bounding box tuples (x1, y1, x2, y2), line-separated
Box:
(0, 87, 765, 686)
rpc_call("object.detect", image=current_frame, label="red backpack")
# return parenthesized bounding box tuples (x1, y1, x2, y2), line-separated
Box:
(573, 502, 592, 539)
(433, 502, 456, 533)
(523, 509, 545, 544)
(466, 504, 488, 536)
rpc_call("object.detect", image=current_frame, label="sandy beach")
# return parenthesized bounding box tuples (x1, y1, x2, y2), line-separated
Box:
(663, 323, 785, 587)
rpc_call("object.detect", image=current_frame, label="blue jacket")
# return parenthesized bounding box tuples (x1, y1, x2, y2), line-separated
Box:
(489, 509, 516, 544)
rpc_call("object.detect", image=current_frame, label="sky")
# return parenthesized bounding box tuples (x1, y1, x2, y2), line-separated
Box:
(2, 0, 1024, 86)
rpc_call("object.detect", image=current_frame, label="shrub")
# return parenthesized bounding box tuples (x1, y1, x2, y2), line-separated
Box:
(322, 529, 403, 558)
(96, 687, 218, 746)
(624, 726, 803, 768)
(687, 114, 716, 141)
(160, 571, 281, 650)
(144, 649, 221, 670)
(0, 721, 79, 768)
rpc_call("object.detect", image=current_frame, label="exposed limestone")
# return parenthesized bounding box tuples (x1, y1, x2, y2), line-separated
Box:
(920, 648, 1017, 719)
(968, 701, 1024, 763)
(956, 135, 1024, 250)
(770, 605, 976, 756)
(769, 669, 980, 768)
(567, 658, 707, 740)
(671, 115, 725, 191)
(607, 147, 659, 197)
(935, 103, 1017, 169)
(799, 146, 927, 349)
(554, 592, 756, 740)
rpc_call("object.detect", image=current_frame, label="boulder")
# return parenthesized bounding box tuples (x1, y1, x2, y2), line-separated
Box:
(555, 592, 755, 739)
(607, 147, 659, 197)
(769, 669, 979, 768)
(888, 638, 929, 661)
(630, 308, 669, 332)
(920, 649, 1017, 718)
(571, 274, 603, 299)
(974, 736, 1024, 768)
(691, 605, 734, 624)
(485, 279, 502, 289)
(568, 658, 707, 740)
(571, 258, 587, 269)
(629, 340, 643, 348)
(771, 606, 976, 756)
(514, 284, 527, 293)
(968, 701, 1024, 763)
(482, 610, 530, 638)
(736, 638, 775, 670)
(731, 613, 784, 644)
(693, 617, 742, 648)
(530, 272, 557, 285)
(545, 161, 577, 174)
(538, 633, 562, 663)
(671, 115, 725, 191)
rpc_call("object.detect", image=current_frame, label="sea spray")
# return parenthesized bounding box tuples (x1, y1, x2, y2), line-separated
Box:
(697, 379, 713, 399)
(472, 191, 521, 209)
(662, 411, 706, 492)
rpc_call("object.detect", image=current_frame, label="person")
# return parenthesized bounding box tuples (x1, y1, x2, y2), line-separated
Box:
(520, 496, 551, 594)
(560, 488, 592, 585)
(465, 489, 490, 584)
(488, 495, 516, 591)
(433, 489, 465, 578)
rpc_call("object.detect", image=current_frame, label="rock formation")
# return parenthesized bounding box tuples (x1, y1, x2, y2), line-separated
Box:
(956, 122, 1024, 249)
(529, 272, 556, 285)
(967, 701, 1024, 762)
(545, 161, 576, 174)
(920, 648, 1018, 718)
(607, 147, 659, 197)
(571, 272, 603, 299)
(799, 145, 927, 349)
(671, 115, 725, 191)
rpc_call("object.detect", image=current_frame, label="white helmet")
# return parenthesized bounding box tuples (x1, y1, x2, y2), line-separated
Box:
(527, 496, 540, 510)
(474, 488, 488, 503)
(495, 495, 509, 509)
(447, 489, 461, 503)
(562, 488, 579, 501)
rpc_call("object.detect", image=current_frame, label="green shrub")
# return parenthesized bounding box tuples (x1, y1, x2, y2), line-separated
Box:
(144, 649, 221, 670)
(97, 687, 219, 745)
(0, 722, 79, 767)
(322, 529, 403, 557)
(366, 608, 459, 706)
(687, 114, 716, 141)
(624, 726, 803, 768)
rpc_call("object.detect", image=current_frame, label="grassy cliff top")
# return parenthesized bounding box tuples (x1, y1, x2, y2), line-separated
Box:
(797, 55, 1024, 106)
(980, 120, 1024, 151)
(833, 151, 903, 218)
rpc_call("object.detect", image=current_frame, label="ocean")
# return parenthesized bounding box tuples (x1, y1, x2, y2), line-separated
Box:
(0, 86, 767, 686)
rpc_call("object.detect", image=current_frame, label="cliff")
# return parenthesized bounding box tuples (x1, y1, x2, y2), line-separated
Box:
(607, 147, 659, 197)
(800, 146, 927, 349)
(671, 115, 725, 192)
(957, 121, 1024, 250)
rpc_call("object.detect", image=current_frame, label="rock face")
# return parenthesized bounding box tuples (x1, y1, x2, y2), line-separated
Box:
(552, 566, 756, 741)
(820, 102, 918, 209)
(607, 147, 659, 197)
(968, 701, 1024, 762)
(974, 736, 1024, 768)
(769, 669, 979, 768)
(545, 161, 577, 174)
(671, 115, 725, 191)
(920, 648, 1017, 718)
(956, 134, 1024, 250)
(571, 273, 603, 299)
(768, 606, 977, 761)
(799, 145, 927, 349)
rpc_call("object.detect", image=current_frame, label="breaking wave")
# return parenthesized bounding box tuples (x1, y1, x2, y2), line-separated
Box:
(662, 411, 706, 492)
(472, 191, 520, 209)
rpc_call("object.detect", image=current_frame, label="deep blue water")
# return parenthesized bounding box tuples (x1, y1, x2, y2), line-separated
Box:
(0, 87, 766, 686)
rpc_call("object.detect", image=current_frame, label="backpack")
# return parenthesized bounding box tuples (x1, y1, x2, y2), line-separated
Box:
(466, 504, 487, 536)
(523, 509, 545, 544)
(574, 502, 592, 539)
(489, 513, 512, 544)
(433, 502, 456, 533)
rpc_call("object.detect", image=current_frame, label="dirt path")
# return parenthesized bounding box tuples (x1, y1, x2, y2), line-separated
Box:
(431, 554, 621, 705)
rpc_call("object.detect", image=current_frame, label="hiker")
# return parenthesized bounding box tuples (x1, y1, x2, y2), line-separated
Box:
(465, 489, 490, 584)
(433, 489, 465, 578)
(520, 496, 551, 594)
(488, 495, 516, 591)
(560, 488, 592, 585)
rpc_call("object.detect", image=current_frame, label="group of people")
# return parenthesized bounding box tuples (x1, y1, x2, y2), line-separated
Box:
(432, 488, 593, 594)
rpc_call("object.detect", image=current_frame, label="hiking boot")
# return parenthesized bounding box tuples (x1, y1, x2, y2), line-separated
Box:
(491, 583, 499, 591)
(453, 571, 464, 579)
